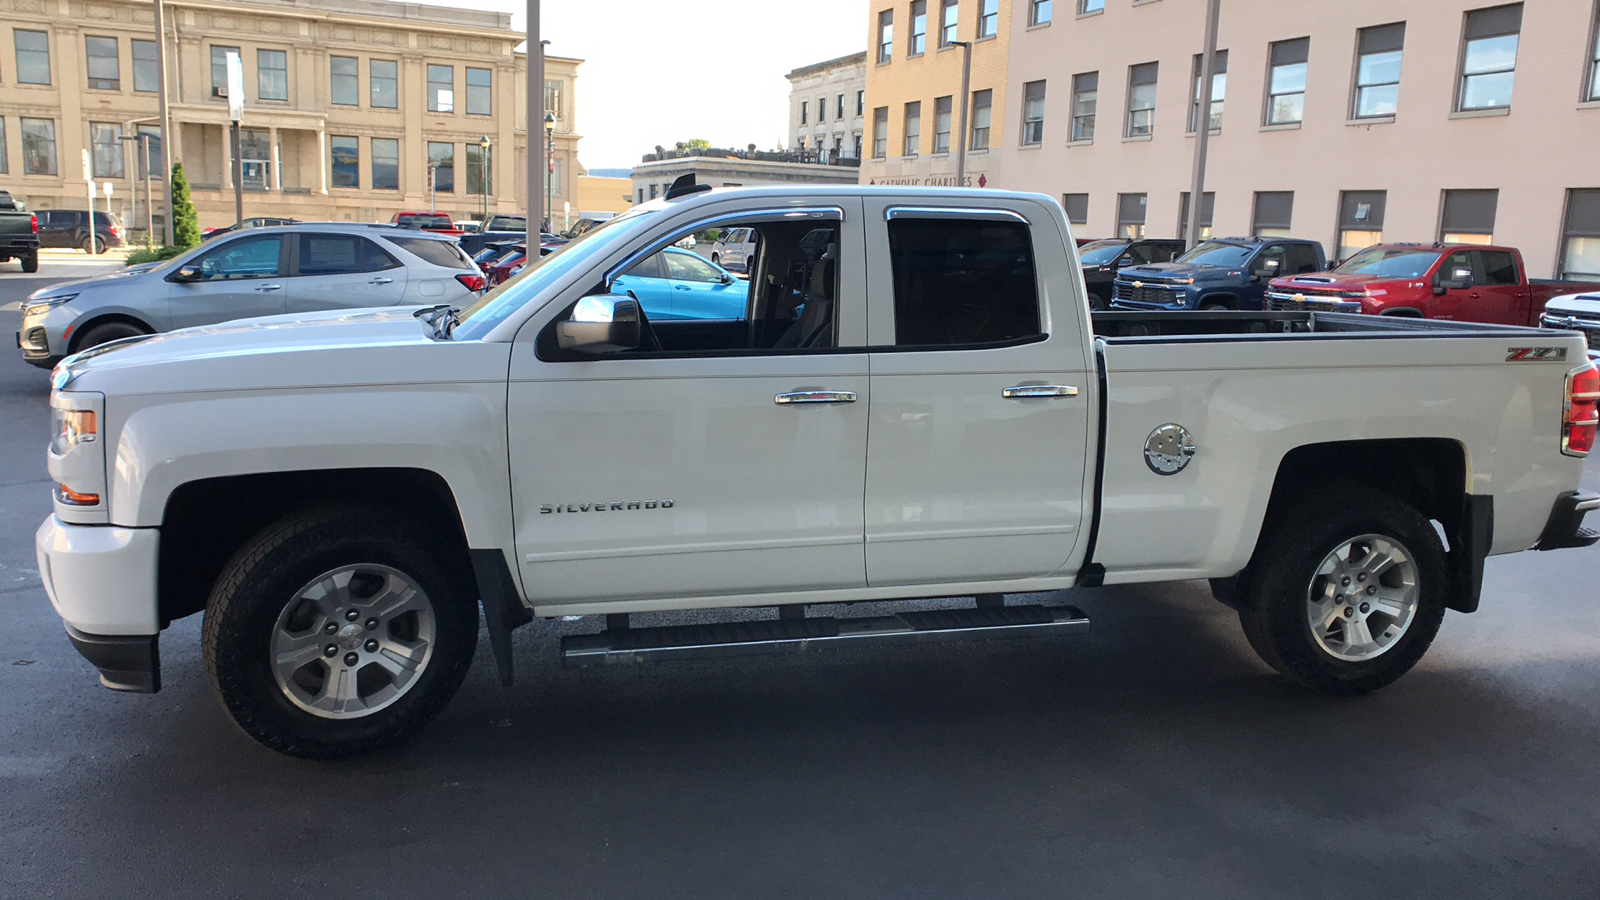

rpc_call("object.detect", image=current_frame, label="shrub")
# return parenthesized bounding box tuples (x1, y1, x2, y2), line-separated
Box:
(126, 245, 186, 266)
(171, 162, 201, 248)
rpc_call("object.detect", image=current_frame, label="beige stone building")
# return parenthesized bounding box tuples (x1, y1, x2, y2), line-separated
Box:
(864, 0, 1600, 279)
(787, 51, 867, 162)
(0, 0, 592, 233)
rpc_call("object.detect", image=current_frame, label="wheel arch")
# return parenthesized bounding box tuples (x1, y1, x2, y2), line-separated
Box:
(66, 313, 156, 352)
(1197, 291, 1240, 309)
(1378, 307, 1425, 318)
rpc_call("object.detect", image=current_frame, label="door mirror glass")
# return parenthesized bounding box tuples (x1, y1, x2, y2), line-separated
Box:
(172, 264, 202, 282)
(556, 294, 642, 354)
(1438, 267, 1474, 292)
(1116, 255, 1135, 268)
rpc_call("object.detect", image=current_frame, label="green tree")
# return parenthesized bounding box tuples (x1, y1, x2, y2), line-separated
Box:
(171, 162, 200, 248)
(684, 138, 711, 152)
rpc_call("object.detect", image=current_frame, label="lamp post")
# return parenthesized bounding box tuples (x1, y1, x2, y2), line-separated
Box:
(1185, 0, 1223, 250)
(543, 111, 555, 233)
(477, 135, 491, 223)
(950, 40, 972, 188)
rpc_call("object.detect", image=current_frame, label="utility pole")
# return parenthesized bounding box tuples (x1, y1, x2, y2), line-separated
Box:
(153, 0, 173, 245)
(1185, 0, 1222, 251)
(226, 50, 244, 227)
(952, 40, 971, 188)
(526, 1, 543, 246)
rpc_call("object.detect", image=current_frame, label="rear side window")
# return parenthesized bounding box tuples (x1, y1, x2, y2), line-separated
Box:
(298, 234, 399, 276)
(888, 218, 1042, 347)
(1478, 250, 1518, 285)
(387, 235, 470, 269)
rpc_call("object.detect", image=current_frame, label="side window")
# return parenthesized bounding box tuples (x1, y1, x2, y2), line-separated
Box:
(666, 252, 724, 283)
(1440, 251, 1473, 284)
(1255, 243, 1289, 275)
(621, 252, 664, 279)
(1123, 244, 1152, 265)
(386, 235, 469, 269)
(888, 218, 1041, 347)
(1285, 243, 1321, 273)
(1478, 250, 1518, 285)
(298, 234, 396, 276)
(195, 235, 283, 281)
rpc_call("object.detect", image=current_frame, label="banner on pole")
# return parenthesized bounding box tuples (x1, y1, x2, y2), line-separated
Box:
(226, 51, 245, 122)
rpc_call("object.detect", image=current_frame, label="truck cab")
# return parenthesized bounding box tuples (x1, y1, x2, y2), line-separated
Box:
(1112, 237, 1325, 311)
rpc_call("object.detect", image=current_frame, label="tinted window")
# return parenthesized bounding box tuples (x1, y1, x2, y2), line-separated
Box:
(1078, 241, 1131, 265)
(1478, 250, 1518, 285)
(1285, 243, 1321, 274)
(622, 253, 664, 279)
(1176, 241, 1254, 266)
(1440, 251, 1474, 284)
(888, 219, 1041, 347)
(387, 235, 469, 269)
(298, 234, 398, 276)
(196, 235, 282, 280)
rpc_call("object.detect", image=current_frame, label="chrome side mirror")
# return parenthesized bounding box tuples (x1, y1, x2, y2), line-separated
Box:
(556, 294, 642, 354)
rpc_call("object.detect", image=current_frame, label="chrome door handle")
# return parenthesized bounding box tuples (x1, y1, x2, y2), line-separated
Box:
(1002, 384, 1079, 399)
(775, 390, 857, 405)
(368, 277, 394, 285)
(254, 284, 283, 292)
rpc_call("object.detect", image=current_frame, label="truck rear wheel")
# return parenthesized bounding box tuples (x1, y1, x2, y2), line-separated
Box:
(1237, 487, 1446, 695)
(21, 254, 38, 273)
(202, 505, 478, 758)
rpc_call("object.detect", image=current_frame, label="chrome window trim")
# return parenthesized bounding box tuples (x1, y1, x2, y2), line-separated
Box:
(604, 206, 845, 287)
(884, 206, 1029, 224)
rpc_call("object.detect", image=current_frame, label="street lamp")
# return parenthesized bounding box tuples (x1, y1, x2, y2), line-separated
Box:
(477, 135, 491, 223)
(950, 40, 972, 188)
(543, 111, 555, 233)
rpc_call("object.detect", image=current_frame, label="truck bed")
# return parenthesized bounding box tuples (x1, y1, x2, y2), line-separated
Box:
(1089, 309, 1554, 340)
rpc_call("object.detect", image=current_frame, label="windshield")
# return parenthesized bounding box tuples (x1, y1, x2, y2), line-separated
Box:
(1333, 247, 1442, 278)
(398, 214, 453, 229)
(1175, 241, 1254, 267)
(453, 206, 659, 340)
(1078, 240, 1131, 266)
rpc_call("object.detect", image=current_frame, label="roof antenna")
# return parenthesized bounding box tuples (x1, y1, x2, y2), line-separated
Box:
(664, 173, 713, 200)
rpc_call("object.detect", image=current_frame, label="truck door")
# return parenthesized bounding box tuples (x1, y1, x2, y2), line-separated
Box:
(1430, 250, 1476, 319)
(506, 202, 871, 606)
(1465, 249, 1526, 325)
(861, 203, 1094, 585)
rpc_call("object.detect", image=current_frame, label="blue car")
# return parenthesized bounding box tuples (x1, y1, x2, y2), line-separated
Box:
(611, 247, 748, 320)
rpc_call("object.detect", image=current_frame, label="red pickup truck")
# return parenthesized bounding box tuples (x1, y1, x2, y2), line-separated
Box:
(390, 211, 461, 236)
(1265, 243, 1591, 326)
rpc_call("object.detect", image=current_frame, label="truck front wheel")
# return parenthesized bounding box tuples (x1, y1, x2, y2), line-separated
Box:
(1237, 488, 1446, 694)
(202, 505, 478, 758)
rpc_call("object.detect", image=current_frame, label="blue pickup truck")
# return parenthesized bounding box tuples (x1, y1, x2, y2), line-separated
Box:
(1111, 237, 1326, 311)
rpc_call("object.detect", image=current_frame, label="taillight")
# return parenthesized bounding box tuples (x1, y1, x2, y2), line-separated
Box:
(31, 214, 39, 234)
(111, 222, 123, 237)
(1563, 363, 1599, 457)
(455, 273, 487, 292)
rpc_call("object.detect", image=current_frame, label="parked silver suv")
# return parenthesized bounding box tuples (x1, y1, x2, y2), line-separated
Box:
(17, 224, 485, 368)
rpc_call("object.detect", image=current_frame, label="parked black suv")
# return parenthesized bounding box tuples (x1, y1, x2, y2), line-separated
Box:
(37, 209, 125, 253)
(1077, 238, 1186, 309)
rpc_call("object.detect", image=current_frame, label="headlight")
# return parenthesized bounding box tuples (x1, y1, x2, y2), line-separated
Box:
(50, 404, 98, 456)
(48, 391, 106, 510)
(22, 293, 77, 314)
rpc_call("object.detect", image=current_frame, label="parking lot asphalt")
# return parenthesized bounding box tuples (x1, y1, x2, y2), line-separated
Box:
(1, 268, 1597, 899)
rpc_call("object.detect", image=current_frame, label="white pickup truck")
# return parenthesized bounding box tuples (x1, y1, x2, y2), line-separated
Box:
(37, 182, 1600, 758)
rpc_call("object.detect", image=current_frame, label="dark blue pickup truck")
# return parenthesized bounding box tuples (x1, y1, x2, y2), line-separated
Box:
(1111, 237, 1326, 311)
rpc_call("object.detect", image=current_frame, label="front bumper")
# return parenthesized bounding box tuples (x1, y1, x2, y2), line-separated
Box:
(1533, 490, 1600, 551)
(17, 304, 70, 368)
(36, 516, 163, 692)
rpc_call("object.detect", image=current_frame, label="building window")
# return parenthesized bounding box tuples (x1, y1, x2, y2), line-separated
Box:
(1459, 4, 1521, 111)
(371, 138, 399, 190)
(0, 119, 7, 174)
(1252, 191, 1295, 238)
(1178, 191, 1215, 242)
(546, 81, 565, 118)
(330, 136, 359, 188)
(818, 98, 826, 122)
(371, 59, 398, 109)
(211, 45, 239, 96)
(933, 95, 952, 152)
(466, 142, 491, 194)
(910, 1, 927, 56)
(878, 9, 893, 63)
(1126, 62, 1158, 137)
(1337, 190, 1387, 261)
(970, 89, 992, 150)
(1560, 189, 1600, 281)
(85, 36, 119, 91)
(979, 0, 999, 38)
(330, 56, 358, 106)
(1439, 189, 1497, 243)
(428, 64, 454, 112)
(1266, 38, 1310, 125)
(889, 219, 1041, 346)
(857, 90, 865, 115)
(427, 142, 455, 193)
(1021, 80, 1046, 145)
(800, 102, 808, 125)
(258, 49, 287, 101)
(90, 122, 123, 178)
(1353, 23, 1404, 118)
(837, 93, 845, 118)
(872, 106, 888, 157)
(466, 67, 492, 116)
(1031, 0, 1053, 26)
(1189, 50, 1227, 132)
(1080, 0, 1103, 14)
(903, 101, 921, 155)
(1589, 11, 1600, 101)
(15, 30, 50, 85)
(1070, 72, 1097, 141)
(1117, 193, 1147, 239)
(941, 0, 959, 46)
(853, 132, 862, 158)
(21, 118, 56, 175)
(1062, 193, 1089, 238)
(240, 129, 270, 189)
(132, 39, 159, 93)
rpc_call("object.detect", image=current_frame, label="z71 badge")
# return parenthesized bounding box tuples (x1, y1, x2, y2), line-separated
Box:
(1506, 347, 1568, 362)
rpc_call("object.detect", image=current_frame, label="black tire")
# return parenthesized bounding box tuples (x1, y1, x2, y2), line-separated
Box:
(202, 505, 478, 758)
(1088, 294, 1106, 312)
(73, 320, 148, 352)
(710, 253, 720, 266)
(21, 255, 39, 274)
(1236, 487, 1447, 695)
(1200, 301, 1231, 311)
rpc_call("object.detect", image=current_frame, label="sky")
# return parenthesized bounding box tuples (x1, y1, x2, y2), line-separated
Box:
(411, 0, 869, 172)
